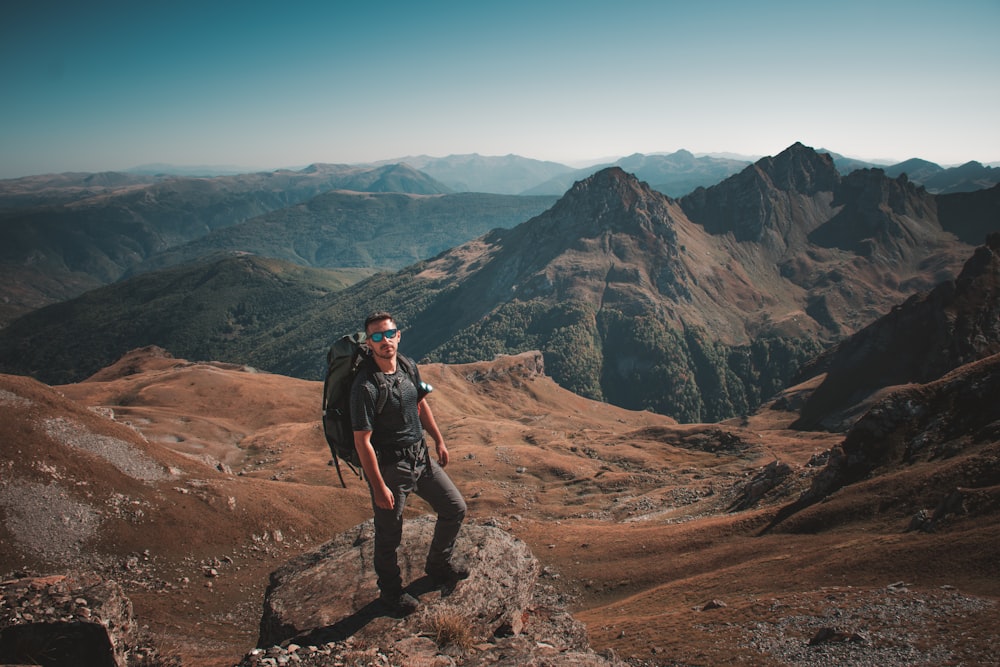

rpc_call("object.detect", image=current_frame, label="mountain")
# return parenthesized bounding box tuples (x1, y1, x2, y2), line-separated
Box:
(0, 255, 361, 385)
(790, 232, 1000, 431)
(921, 160, 1000, 194)
(128, 190, 559, 277)
(126, 162, 269, 177)
(883, 157, 943, 182)
(521, 149, 751, 197)
(318, 162, 452, 194)
(4, 149, 993, 329)
(881, 158, 999, 194)
(375, 153, 575, 195)
(818, 148, 883, 175)
(0, 144, 990, 422)
(242, 144, 979, 422)
(0, 171, 163, 210)
(0, 164, 452, 324)
(936, 183, 1000, 245)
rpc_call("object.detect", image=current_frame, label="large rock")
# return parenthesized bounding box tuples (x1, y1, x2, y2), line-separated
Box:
(0, 574, 136, 667)
(249, 516, 620, 666)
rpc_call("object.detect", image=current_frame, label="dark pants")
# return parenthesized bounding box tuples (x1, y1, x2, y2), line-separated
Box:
(371, 452, 466, 595)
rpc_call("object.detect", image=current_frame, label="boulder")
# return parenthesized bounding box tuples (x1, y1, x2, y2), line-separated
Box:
(250, 516, 621, 666)
(0, 573, 136, 667)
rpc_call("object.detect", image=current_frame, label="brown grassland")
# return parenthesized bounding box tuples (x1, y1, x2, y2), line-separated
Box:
(1, 347, 997, 665)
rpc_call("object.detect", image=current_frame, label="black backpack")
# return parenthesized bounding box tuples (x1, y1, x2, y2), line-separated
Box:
(321, 332, 418, 486)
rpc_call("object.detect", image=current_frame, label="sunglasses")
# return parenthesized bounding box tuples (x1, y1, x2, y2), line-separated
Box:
(368, 328, 399, 343)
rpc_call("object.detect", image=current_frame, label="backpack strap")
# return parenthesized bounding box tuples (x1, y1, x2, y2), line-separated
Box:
(372, 370, 392, 414)
(397, 355, 426, 399)
(368, 354, 423, 414)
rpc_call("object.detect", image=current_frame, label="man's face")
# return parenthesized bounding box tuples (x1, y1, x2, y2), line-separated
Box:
(366, 318, 400, 361)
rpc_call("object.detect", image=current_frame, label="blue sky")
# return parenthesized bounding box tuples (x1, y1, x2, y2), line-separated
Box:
(2, 0, 998, 178)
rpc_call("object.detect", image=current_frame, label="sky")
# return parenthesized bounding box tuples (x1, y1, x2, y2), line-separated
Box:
(2, 0, 998, 179)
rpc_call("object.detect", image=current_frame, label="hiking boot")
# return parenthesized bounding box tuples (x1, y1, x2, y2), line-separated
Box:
(425, 561, 470, 586)
(381, 591, 420, 616)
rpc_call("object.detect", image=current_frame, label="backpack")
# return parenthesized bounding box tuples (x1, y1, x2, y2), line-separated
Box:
(320, 332, 419, 487)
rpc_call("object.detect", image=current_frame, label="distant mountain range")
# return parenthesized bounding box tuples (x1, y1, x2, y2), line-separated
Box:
(121, 150, 1000, 198)
(2, 142, 997, 423)
(138, 150, 998, 198)
(0, 164, 554, 324)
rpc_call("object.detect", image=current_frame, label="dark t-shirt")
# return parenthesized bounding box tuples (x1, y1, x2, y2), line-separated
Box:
(349, 356, 427, 452)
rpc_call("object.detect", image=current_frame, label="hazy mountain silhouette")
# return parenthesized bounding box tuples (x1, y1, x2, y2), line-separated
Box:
(521, 149, 752, 198)
(375, 153, 575, 195)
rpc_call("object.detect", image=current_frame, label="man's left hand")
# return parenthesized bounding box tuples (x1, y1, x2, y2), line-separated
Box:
(436, 440, 450, 467)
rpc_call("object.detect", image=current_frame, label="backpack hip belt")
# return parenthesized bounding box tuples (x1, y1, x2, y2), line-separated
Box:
(378, 439, 427, 465)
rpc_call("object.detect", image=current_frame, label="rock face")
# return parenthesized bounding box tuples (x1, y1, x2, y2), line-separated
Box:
(0, 574, 136, 667)
(249, 517, 619, 666)
(794, 233, 1000, 430)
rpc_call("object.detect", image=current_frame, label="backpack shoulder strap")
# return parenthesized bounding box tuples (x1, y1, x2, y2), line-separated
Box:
(369, 355, 421, 414)
(372, 369, 391, 414)
(397, 354, 417, 384)
(397, 354, 431, 401)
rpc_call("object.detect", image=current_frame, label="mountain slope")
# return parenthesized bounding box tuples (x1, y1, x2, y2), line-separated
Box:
(129, 191, 558, 276)
(0, 163, 451, 322)
(250, 145, 974, 422)
(791, 233, 1000, 430)
(680, 142, 841, 247)
(0, 144, 982, 422)
(0, 255, 360, 385)
(2, 342, 998, 665)
(936, 182, 1000, 245)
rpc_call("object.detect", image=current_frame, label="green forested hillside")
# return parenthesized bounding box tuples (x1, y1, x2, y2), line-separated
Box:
(131, 191, 559, 275)
(0, 255, 368, 385)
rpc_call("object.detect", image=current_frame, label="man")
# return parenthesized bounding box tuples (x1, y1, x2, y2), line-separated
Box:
(350, 311, 468, 615)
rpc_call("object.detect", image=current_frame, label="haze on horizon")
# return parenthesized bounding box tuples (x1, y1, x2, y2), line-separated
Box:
(2, 0, 998, 180)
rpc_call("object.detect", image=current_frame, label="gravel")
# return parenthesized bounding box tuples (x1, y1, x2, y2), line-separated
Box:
(42, 416, 170, 482)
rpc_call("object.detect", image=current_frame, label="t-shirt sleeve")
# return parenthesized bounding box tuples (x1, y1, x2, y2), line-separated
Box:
(413, 362, 429, 402)
(349, 372, 376, 432)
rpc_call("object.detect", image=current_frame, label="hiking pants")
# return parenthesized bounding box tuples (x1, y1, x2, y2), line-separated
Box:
(371, 452, 466, 595)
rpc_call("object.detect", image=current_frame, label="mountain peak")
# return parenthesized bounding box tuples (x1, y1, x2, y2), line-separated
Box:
(548, 167, 679, 240)
(753, 142, 840, 194)
(571, 166, 642, 192)
(679, 143, 840, 244)
(564, 166, 659, 207)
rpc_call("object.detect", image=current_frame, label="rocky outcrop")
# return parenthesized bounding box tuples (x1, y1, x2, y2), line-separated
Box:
(936, 182, 1000, 244)
(245, 517, 620, 667)
(795, 352, 1000, 510)
(460, 350, 546, 384)
(810, 168, 940, 261)
(680, 142, 841, 246)
(0, 574, 138, 667)
(794, 234, 1000, 430)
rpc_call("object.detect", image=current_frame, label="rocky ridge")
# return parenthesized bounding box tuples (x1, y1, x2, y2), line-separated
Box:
(794, 232, 1000, 430)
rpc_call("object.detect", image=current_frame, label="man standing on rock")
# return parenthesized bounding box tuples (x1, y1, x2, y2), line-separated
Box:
(350, 311, 468, 615)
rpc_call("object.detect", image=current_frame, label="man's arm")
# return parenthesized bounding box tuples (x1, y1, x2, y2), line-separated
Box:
(354, 430, 395, 509)
(418, 398, 449, 467)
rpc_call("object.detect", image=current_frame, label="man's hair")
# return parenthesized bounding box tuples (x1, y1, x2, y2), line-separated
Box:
(364, 311, 395, 331)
